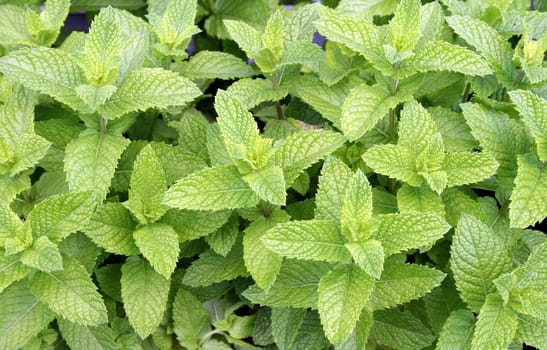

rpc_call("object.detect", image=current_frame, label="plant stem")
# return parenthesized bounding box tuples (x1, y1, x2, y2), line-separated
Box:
(275, 101, 285, 120)
(260, 201, 271, 218)
(99, 116, 107, 134)
(513, 68, 524, 87)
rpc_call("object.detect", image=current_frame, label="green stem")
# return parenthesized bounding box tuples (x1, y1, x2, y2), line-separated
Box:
(513, 68, 524, 87)
(260, 201, 271, 218)
(99, 116, 107, 134)
(275, 101, 285, 120)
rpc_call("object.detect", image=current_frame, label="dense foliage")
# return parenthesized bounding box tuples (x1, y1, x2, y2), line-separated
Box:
(0, 0, 546, 349)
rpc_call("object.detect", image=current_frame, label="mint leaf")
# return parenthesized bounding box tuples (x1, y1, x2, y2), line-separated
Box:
(163, 166, 260, 211)
(83, 202, 139, 256)
(516, 315, 547, 350)
(172, 288, 210, 350)
(161, 209, 231, 242)
(57, 318, 117, 350)
(133, 223, 179, 278)
(207, 214, 240, 257)
(443, 152, 499, 187)
(436, 309, 475, 350)
(243, 166, 286, 206)
(509, 90, 547, 161)
(340, 170, 373, 241)
(509, 154, 547, 228)
(318, 264, 374, 343)
(0, 252, 32, 293)
(315, 156, 353, 222)
(64, 130, 129, 200)
(371, 309, 435, 350)
(397, 184, 445, 217)
(148, 0, 200, 52)
(20, 236, 62, 272)
(125, 144, 168, 224)
(472, 293, 518, 350)
(363, 145, 422, 187)
(0, 281, 55, 350)
(387, 0, 421, 53)
(261, 219, 351, 263)
(174, 51, 255, 80)
(29, 255, 107, 325)
(345, 240, 384, 280)
(271, 307, 306, 350)
(450, 214, 512, 312)
(121, 256, 170, 339)
(279, 40, 325, 67)
(369, 261, 446, 310)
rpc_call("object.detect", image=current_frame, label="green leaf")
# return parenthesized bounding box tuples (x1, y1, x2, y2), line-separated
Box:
(125, 144, 168, 224)
(0, 281, 55, 350)
(183, 243, 248, 287)
(398, 99, 439, 155)
(450, 214, 512, 312)
(363, 144, 423, 187)
(340, 170, 373, 241)
(271, 307, 306, 350)
(341, 84, 410, 141)
(83, 202, 140, 256)
(514, 241, 547, 291)
(284, 3, 319, 43)
(397, 184, 445, 217)
(273, 129, 346, 186)
(472, 293, 518, 350)
(443, 152, 499, 187)
(369, 261, 446, 310)
(163, 166, 260, 211)
(148, 0, 199, 50)
(223, 19, 262, 55)
(291, 310, 330, 350)
(0, 174, 30, 203)
(436, 309, 475, 350)
(75, 84, 117, 112)
(28, 191, 96, 243)
(280, 40, 326, 67)
(97, 68, 201, 120)
(169, 109, 210, 161)
(172, 288, 210, 350)
(207, 214, 240, 257)
(58, 318, 117, 350)
(401, 41, 492, 78)
(510, 154, 547, 229)
(20, 236, 62, 272)
(371, 309, 436, 350)
(243, 260, 332, 309)
(509, 90, 547, 161)
(0, 47, 86, 111)
(64, 130, 129, 200)
(345, 240, 384, 280)
(429, 106, 478, 152)
(516, 315, 547, 350)
(161, 208, 231, 242)
(29, 0, 71, 46)
(243, 166, 286, 206)
(243, 210, 289, 290)
(315, 156, 353, 223)
(121, 257, 170, 339)
(79, 7, 121, 86)
(173, 51, 255, 80)
(387, 0, 421, 53)
(318, 264, 374, 343)
(0, 252, 32, 293)
(446, 15, 515, 87)
(261, 219, 351, 263)
(0, 204, 24, 244)
(29, 255, 107, 325)
(133, 223, 179, 278)
(372, 212, 450, 255)
(0, 5, 32, 45)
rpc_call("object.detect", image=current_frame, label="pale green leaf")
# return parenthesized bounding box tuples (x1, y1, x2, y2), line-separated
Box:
(223, 19, 262, 56)
(424, 281, 467, 336)
(261, 219, 351, 263)
(0, 281, 55, 350)
(398, 99, 440, 155)
(0, 5, 32, 45)
(272, 129, 346, 186)
(280, 40, 325, 67)
(509, 90, 547, 161)
(79, 7, 121, 86)
(207, 214, 239, 257)
(242, 260, 332, 309)
(58, 318, 117, 350)
(443, 152, 499, 187)
(0, 174, 30, 203)
(340, 170, 373, 241)
(345, 240, 384, 280)
(516, 315, 547, 350)
(183, 243, 248, 287)
(0, 204, 24, 243)
(291, 311, 330, 350)
(243, 210, 289, 290)
(125, 144, 168, 224)
(20, 236, 62, 272)
(59, 232, 101, 274)
(428, 106, 478, 152)
(341, 84, 410, 141)
(225, 77, 287, 110)
(75, 84, 117, 112)
(472, 293, 518, 350)
(283, 3, 318, 43)
(121, 257, 170, 339)
(0, 47, 86, 110)
(0, 252, 32, 293)
(163, 166, 260, 211)
(64, 130, 129, 200)
(401, 41, 492, 78)
(271, 307, 306, 350)
(397, 184, 445, 217)
(315, 156, 353, 223)
(161, 209, 231, 242)
(416, 133, 447, 194)
(363, 144, 422, 187)
(152, 142, 208, 186)
(83, 202, 140, 256)
(371, 309, 435, 350)
(262, 9, 284, 53)
(435, 309, 475, 350)
(97, 68, 201, 120)
(372, 212, 450, 255)
(169, 109, 210, 161)
(387, 0, 421, 53)
(8, 133, 51, 176)
(441, 188, 485, 227)
(369, 261, 446, 310)
(149, 0, 199, 49)
(29, 255, 107, 325)
(173, 51, 255, 80)
(318, 265, 374, 343)
(450, 214, 512, 312)
(514, 241, 547, 291)
(446, 15, 515, 87)
(133, 223, 179, 278)
(28, 191, 96, 243)
(172, 288, 210, 350)
(243, 166, 286, 206)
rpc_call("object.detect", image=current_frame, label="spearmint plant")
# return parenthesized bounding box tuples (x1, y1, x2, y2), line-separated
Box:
(0, 0, 545, 349)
